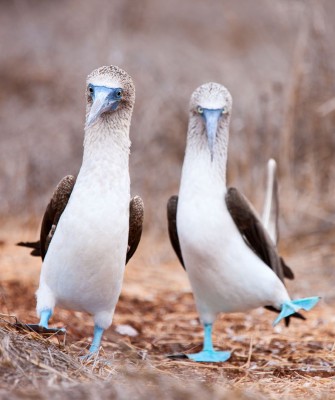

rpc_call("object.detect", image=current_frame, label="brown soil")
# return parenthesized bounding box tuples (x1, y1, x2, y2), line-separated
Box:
(1, 219, 335, 398)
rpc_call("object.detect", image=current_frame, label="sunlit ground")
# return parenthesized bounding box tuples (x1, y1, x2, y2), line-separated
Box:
(1, 218, 335, 398)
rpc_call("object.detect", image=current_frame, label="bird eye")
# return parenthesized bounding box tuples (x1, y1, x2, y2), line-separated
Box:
(197, 106, 204, 114)
(116, 89, 123, 98)
(222, 106, 228, 115)
(88, 86, 94, 97)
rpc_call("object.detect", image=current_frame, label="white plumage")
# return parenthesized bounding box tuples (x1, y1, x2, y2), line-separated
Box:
(177, 140, 289, 325)
(35, 66, 136, 352)
(168, 82, 319, 362)
(37, 135, 130, 329)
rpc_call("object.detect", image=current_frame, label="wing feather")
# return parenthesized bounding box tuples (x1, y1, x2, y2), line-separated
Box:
(19, 183, 144, 266)
(225, 187, 295, 281)
(126, 196, 144, 264)
(226, 187, 299, 326)
(167, 195, 185, 269)
(17, 175, 76, 260)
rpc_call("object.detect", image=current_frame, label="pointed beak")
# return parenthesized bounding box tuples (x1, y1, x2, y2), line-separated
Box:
(202, 109, 222, 161)
(86, 87, 122, 128)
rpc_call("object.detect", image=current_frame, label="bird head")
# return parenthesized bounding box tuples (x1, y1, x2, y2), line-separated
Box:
(85, 65, 135, 129)
(189, 83, 232, 161)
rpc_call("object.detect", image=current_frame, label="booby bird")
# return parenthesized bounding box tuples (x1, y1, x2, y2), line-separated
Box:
(18, 66, 144, 354)
(167, 83, 319, 363)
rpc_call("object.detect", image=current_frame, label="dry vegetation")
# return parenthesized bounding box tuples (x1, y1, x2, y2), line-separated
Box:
(1, 222, 335, 399)
(1, 0, 335, 398)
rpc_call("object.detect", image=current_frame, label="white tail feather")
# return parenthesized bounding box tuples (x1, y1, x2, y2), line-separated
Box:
(261, 158, 279, 245)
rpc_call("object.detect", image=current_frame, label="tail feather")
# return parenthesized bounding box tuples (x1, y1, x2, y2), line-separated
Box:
(273, 297, 320, 326)
(17, 241, 41, 257)
(262, 159, 279, 245)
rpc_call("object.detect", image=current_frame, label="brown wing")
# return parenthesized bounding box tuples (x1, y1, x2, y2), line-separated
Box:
(225, 187, 294, 282)
(17, 175, 76, 260)
(167, 195, 185, 269)
(226, 187, 301, 326)
(126, 196, 144, 264)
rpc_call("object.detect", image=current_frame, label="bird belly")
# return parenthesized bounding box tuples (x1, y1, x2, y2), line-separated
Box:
(177, 196, 289, 323)
(38, 187, 129, 316)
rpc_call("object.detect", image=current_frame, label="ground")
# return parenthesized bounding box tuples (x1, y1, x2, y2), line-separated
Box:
(0, 218, 335, 399)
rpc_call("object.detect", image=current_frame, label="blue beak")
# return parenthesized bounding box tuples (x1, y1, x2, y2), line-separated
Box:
(202, 109, 223, 161)
(86, 86, 122, 127)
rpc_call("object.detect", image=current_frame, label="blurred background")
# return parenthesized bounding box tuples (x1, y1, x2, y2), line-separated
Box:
(1, 3, 335, 395)
(1, 0, 335, 239)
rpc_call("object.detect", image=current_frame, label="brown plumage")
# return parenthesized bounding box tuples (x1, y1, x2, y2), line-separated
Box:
(225, 188, 294, 282)
(167, 195, 185, 269)
(126, 196, 144, 264)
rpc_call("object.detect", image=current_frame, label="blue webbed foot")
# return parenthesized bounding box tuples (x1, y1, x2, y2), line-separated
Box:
(39, 308, 65, 334)
(17, 309, 66, 336)
(187, 350, 231, 362)
(186, 323, 231, 363)
(273, 296, 320, 326)
(26, 325, 66, 335)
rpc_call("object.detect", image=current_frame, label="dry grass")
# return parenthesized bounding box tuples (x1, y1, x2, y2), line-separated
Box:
(1, 222, 335, 399)
(0, 283, 335, 399)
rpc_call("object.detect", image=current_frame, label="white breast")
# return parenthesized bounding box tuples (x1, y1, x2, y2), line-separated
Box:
(177, 152, 290, 324)
(38, 161, 130, 316)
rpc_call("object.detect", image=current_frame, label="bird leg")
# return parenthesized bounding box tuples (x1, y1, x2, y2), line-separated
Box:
(273, 296, 320, 326)
(79, 325, 105, 361)
(89, 325, 104, 353)
(39, 309, 52, 328)
(187, 323, 231, 362)
(35, 308, 66, 334)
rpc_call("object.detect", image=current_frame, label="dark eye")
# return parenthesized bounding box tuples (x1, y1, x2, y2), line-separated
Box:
(116, 89, 122, 98)
(88, 86, 94, 97)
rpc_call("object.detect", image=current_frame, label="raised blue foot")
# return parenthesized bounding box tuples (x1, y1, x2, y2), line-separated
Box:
(273, 296, 320, 326)
(187, 323, 231, 363)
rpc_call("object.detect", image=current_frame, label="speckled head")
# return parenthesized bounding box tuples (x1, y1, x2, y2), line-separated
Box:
(189, 82, 232, 115)
(85, 65, 135, 128)
(189, 83, 232, 161)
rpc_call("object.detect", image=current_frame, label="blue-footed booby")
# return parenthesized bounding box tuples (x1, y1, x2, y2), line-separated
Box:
(18, 66, 144, 354)
(167, 83, 319, 363)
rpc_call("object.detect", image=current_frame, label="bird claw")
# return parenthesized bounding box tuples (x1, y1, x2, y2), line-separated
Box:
(166, 353, 189, 360)
(14, 323, 66, 336)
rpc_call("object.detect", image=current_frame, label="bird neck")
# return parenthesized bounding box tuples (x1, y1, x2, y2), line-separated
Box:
(82, 120, 131, 176)
(183, 123, 229, 187)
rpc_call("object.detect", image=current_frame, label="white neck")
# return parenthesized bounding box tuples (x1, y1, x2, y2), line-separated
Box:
(79, 120, 131, 183)
(181, 119, 229, 189)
